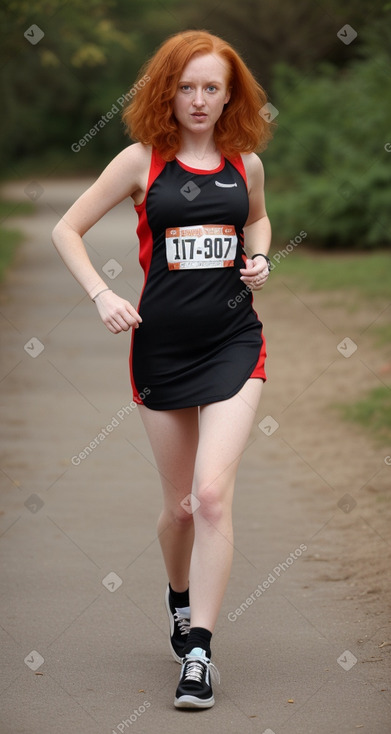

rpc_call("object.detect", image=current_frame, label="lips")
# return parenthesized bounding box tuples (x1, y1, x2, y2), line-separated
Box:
(192, 112, 207, 118)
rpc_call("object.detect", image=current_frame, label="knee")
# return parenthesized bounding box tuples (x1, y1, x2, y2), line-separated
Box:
(195, 480, 229, 525)
(165, 501, 195, 528)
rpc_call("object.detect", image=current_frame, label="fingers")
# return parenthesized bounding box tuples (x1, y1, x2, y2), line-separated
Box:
(94, 291, 142, 333)
(241, 278, 267, 291)
(239, 260, 269, 290)
(239, 258, 268, 278)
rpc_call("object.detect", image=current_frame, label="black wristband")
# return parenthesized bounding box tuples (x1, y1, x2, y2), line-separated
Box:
(251, 253, 271, 271)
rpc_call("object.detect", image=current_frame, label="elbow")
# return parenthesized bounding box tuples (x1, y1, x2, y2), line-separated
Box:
(52, 219, 83, 249)
(52, 219, 71, 250)
(51, 221, 61, 248)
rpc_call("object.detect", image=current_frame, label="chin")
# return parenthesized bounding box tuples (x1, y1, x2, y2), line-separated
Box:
(189, 118, 212, 128)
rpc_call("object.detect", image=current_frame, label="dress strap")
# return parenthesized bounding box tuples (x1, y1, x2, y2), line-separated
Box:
(227, 154, 247, 186)
(146, 148, 167, 194)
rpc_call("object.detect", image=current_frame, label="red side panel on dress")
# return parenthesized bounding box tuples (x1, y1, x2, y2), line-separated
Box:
(129, 149, 166, 403)
(228, 154, 267, 382)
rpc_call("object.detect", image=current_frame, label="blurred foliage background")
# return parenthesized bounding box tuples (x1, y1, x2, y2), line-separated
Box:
(1, 0, 391, 248)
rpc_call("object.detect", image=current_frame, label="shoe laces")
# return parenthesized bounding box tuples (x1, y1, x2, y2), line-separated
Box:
(183, 656, 220, 685)
(174, 609, 190, 635)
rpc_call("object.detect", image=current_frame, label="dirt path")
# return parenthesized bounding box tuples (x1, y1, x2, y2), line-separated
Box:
(0, 179, 390, 734)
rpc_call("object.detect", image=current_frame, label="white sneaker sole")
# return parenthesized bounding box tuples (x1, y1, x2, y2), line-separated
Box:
(174, 694, 215, 709)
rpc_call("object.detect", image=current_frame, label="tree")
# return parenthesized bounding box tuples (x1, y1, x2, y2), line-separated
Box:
(262, 11, 391, 248)
(0, 0, 183, 171)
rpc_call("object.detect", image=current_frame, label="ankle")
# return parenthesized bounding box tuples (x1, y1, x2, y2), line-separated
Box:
(183, 626, 212, 658)
(169, 583, 190, 608)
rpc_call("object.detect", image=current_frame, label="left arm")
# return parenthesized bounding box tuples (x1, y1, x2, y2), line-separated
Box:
(240, 153, 272, 289)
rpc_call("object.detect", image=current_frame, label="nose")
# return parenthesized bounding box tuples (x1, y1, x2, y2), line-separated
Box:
(192, 87, 205, 107)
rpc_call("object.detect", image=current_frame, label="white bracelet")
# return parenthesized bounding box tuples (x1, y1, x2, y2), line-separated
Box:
(91, 288, 111, 302)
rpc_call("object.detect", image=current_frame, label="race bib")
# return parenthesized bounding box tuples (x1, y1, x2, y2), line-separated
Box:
(165, 224, 237, 270)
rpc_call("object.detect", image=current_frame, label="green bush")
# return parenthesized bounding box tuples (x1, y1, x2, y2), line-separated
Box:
(263, 45, 391, 249)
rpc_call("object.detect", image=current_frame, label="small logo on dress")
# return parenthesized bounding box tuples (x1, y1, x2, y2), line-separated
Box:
(215, 181, 238, 188)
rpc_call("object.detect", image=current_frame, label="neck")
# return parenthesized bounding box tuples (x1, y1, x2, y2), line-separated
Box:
(177, 130, 219, 161)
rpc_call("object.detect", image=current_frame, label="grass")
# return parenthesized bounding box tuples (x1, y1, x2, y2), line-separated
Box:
(0, 199, 35, 282)
(0, 199, 34, 218)
(373, 323, 391, 349)
(272, 247, 391, 444)
(272, 249, 391, 300)
(337, 386, 391, 446)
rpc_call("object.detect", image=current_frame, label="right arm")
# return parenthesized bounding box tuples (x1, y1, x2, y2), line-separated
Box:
(51, 143, 150, 334)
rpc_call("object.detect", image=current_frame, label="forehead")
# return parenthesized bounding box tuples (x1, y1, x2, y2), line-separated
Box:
(179, 53, 229, 82)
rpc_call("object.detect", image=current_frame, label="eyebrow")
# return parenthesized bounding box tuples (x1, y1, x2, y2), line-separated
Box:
(178, 80, 222, 85)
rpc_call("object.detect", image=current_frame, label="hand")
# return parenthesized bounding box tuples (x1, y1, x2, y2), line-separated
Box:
(239, 257, 270, 290)
(94, 290, 142, 334)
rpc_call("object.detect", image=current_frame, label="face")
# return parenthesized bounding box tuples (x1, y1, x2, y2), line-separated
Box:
(173, 53, 231, 134)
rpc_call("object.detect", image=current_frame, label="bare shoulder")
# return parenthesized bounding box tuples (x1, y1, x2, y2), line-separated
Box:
(240, 153, 265, 192)
(100, 142, 151, 187)
(53, 143, 153, 236)
(119, 142, 152, 169)
(106, 142, 151, 203)
(76, 142, 152, 209)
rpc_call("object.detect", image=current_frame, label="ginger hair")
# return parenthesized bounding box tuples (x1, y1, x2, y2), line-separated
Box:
(122, 30, 274, 160)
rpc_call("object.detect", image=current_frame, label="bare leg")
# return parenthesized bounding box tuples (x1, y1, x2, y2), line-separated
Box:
(138, 405, 199, 592)
(189, 378, 263, 632)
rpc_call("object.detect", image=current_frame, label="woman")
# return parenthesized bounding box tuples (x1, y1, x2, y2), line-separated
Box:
(52, 29, 273, 710)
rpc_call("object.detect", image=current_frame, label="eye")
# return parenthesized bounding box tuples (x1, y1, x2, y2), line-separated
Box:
(179, 84, 192, 92)
(206, 85, 217, 93)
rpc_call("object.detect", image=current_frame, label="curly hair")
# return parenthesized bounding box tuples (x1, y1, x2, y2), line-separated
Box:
(122, 30, 274, 160)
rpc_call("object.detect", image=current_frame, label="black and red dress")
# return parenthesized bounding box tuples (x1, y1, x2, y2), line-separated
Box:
(130, 148, 266, 410)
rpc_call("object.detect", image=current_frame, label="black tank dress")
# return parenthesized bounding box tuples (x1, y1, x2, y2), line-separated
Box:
(129, 148, 267, 410)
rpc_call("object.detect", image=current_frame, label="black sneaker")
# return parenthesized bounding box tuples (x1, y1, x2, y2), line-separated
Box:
(174, 647, 220, 709)
(164, 585, 190, 663)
